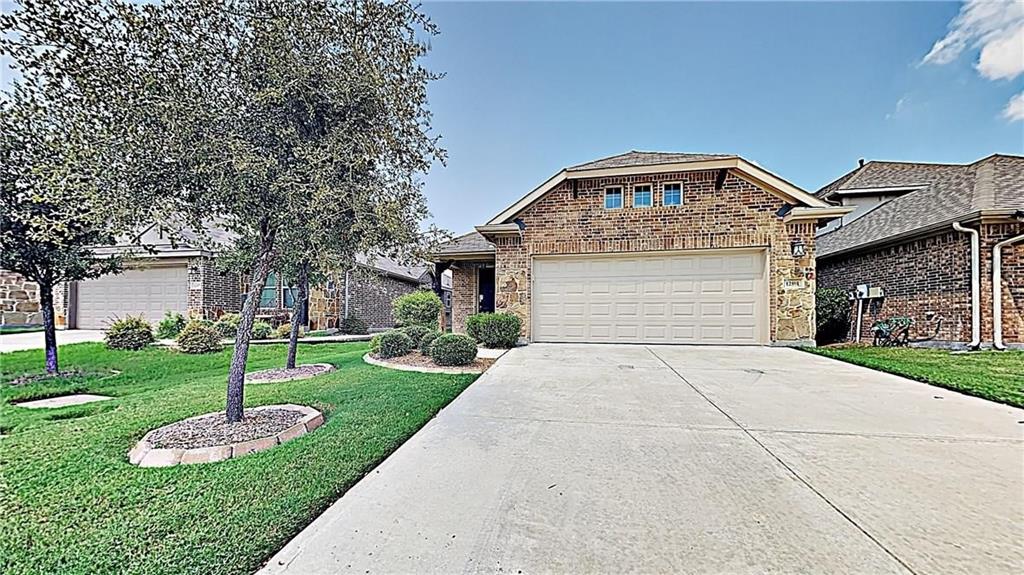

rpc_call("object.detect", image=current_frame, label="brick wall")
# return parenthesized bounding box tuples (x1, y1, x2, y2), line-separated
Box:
(306, 270, 426, 331)
(451, 264, 483, 334)
(0, 270, 42, 325)
(188, 257, 240, 320)
(817, 221, 1024, 346)
(480, 169, 818, 343)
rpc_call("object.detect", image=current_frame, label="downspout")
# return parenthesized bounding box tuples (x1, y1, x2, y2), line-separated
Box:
(993, 232, 1024, 350)
(952, 222, 981, 349)
(854, 294, 864, 343)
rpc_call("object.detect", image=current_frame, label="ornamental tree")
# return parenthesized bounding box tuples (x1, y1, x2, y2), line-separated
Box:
(116, 0, 444, 422)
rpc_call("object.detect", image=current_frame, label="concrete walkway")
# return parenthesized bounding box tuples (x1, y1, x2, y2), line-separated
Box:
(0, 329, 105, 353)
(261, 344, 1024, 574)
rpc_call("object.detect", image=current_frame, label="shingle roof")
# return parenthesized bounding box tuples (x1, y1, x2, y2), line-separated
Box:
(356, 254, 430, 283)
(432, 231, 495, 258)
(817, 154, 1024, 258)
(567, 151, 735, 171)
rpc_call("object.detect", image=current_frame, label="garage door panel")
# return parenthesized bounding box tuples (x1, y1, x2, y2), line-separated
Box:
(533, 250, 766, 345)
(77, 266, 188, 329)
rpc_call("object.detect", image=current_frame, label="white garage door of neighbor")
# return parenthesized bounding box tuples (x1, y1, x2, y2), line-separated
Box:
(76, 265, 189, 329)
(533, 250, 767, 344)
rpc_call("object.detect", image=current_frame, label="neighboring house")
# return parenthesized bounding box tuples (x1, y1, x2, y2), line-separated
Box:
(1, 270, 42, 326)
(816, 154, 1024, 348)
(2, 224, 434, 331)
(431, 151, 849, 345)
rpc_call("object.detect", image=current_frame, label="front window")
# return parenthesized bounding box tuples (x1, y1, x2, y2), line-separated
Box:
(260, 274, 279, 308)
(633, 184, 652, 207)
(283, 283, 297, 309)
(663, 183, 682, 206)
(604, 187, 623, 209)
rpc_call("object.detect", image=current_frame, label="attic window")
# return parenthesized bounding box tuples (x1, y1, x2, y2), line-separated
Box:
(633, 184, 652, 207)
(604, 187, 623, 209)
(663, 183, 682, 206)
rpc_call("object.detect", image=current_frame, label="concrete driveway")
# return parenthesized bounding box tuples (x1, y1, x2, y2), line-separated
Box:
(261, 344, 1024, 574)
(0, 329, 105, 353)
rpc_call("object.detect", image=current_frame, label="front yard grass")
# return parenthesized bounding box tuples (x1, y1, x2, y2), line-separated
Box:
(0, 342, 477, 575)
(804, 346, 1024, 408)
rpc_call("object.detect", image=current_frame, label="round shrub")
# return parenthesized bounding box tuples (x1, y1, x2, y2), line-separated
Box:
(377, 330, 414, 359)
(419, 329, 441, 355)
(340, 316, 367, 335)
(816, 287, 851, 344)
(429, 333, 477, 366)
(155, 311, 187, 339)
(213, 313, 240, 338)
(466, 312, 522, 348)
(369, 333, 383, 354)
(104, 315, 155, 351)
(176, 321, 223, 354)
(275, 322, 302, 339)
(393, 290, 442, 328)
(399, 324, 430, 344)
(252, 321, 273, 340)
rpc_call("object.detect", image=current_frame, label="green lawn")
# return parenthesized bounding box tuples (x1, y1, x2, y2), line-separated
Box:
(0, 342, 477, 575)
(804, 346, 1024, 408)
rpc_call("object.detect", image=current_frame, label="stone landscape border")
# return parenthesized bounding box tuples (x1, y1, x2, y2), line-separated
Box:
(128, 404, 324, 468)
(362, 353, 489, 374)
(246, 363, 336, 384)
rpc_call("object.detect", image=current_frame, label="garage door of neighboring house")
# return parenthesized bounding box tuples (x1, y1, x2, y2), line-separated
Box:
(532, 250, 768, 344)
(76, 265, 189, 329)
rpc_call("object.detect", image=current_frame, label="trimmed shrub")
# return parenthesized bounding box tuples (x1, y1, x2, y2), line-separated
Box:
(393, 290, 442, 328)
(275, 323, 302, 339)
(398, 324, 430, 344)
(213, 313, 241, 339)
(430, 333, 477, 366)
(377, 330, 413, 359)
(176, 321, 223, 354)
(340, 316, 368, 335)
(252, 321, 274, 340)
(419, 329, 441, 355)
(369, 333, 383, 354)
(104, 316, 155, 351)
(465, 312, 522, 348)
(816, 287, 851, 344)
(155, 311, 187, 339)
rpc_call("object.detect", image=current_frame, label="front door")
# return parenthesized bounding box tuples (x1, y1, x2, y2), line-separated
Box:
(478, 268, 495, 313)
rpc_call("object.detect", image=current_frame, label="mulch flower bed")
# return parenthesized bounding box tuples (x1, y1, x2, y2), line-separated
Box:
(128, 404, 324, 467)
(146, 408, 304, 449)
(369, 351, 494, 373)
(246, 363, 335, 384)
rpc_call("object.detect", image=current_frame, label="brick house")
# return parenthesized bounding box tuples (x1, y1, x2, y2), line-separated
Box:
(2, 225, 435, 332)
(431, 151, 850, 345)
(816, 154, 1024, 348)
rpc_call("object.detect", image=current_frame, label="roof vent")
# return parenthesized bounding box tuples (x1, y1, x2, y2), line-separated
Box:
(858, 158, 865, 167)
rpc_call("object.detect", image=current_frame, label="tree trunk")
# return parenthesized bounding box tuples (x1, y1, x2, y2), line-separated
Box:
(286, 263, 309, 369)
(226, 244, 276, 423)
(39, 283, 59, 375)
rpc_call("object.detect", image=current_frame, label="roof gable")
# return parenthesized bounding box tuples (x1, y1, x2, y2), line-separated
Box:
(487, 151, 831, 225)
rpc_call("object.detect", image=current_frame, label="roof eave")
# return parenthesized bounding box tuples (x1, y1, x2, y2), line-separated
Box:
(783, 206, 855, 223)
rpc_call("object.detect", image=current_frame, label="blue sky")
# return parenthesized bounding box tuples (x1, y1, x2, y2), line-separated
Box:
(420, 1, 1024, 232)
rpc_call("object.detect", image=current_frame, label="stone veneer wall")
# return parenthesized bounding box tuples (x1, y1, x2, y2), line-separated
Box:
(0, 270, 42, 325)
(482, 169, 818, 344)
(817, 221, 1024, 345)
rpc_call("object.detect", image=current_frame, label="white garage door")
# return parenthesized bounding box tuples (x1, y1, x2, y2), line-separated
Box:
(76, 265, 189, 329)
(533, 250, 767, 344)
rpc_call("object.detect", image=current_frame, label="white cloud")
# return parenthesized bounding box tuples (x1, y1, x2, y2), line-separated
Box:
(1003, 91, 1024, 121)
(923, 0, 1024, 78)
(923, 1, 1024, 122)
(885, 96, 909, 120)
